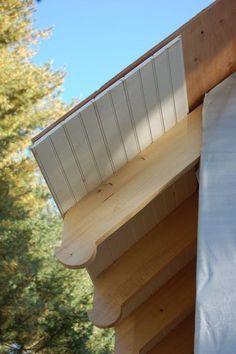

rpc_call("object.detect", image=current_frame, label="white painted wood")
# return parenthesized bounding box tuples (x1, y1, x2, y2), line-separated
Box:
(63, 112, 101, 192)
(79, 103, 113, 181)
(94, 92, 127, 171)
(32, 36, 188, 215)
(110, 81, 139, 161)
(32, 137, 75, 214)
(154, 50, 177, 131)
(139, 58, 164, 140)
(50, 125, 87, 201)
(124, 70, 152, 150)
(168, 39, 189, 120)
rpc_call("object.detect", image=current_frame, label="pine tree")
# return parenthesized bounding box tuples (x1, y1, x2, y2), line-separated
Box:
(0, 1, 113, 352)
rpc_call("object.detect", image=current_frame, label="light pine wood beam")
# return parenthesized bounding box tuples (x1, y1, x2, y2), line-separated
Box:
(89, 193, 198, 328)
(115, 260, 196, 354)
(56, 106, 202, 268)
(147, 312, 195, 354)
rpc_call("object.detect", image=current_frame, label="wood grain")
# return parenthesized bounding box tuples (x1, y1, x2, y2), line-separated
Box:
(89, 193, 198, 328)
(55, 106, 201, 268)
(87, 168, 197, 279)
(147, 313, 195, 354)
(114, 260, 196, 354)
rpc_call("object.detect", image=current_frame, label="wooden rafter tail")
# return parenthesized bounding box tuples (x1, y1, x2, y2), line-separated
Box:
(86, 167, 198, 280)
(114, 260, 196, 354)
(88, 192, 198, 328)
(55, 105, 202, 269)
(147, 312, 195, 354)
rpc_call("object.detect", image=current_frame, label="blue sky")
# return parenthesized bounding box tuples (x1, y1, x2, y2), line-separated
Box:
(34, 0, 213, 104)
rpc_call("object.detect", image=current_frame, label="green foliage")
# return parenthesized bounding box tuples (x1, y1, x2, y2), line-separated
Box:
(0, 0, 114, 352)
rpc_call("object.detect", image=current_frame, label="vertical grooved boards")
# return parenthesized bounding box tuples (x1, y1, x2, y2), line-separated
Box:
(80, 103, 114, 180)
(32, 136, 75, 214)
(124, 71, 152, 150)
(64, 112, 101, 192)
(32, 37, 188, 215)
(154, 50, 177, 131)
(49, 125, 87, 200)
(110, 81, 139, 160)
(94, 93, 127, 171)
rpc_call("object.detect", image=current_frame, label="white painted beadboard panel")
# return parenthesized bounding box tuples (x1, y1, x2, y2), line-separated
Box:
(32, 36, 188, 214)
(50, 125, 87, 201)
(154, 50, 177, 131)
(94, 92, 127, 171)
(139, 59, 164, 140)
(110, 81, 139, 161)
(32, 137, 75, 214)
(63, 113, 101, 192)
(80, 103, 114, 180)
(168, 39, 189, 120)
(124, 70, 153, 150)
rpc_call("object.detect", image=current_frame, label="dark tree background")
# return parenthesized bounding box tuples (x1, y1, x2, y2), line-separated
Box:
(0, 1, 113, 352)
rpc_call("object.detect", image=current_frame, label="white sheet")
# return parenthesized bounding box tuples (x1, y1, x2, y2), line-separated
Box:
(195, 72, 236, 354)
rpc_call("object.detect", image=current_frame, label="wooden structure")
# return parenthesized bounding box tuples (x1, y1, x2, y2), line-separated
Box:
(32, 1, 236, 352)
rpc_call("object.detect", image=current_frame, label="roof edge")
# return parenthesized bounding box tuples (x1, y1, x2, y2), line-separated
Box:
(32, 0, 217, 143)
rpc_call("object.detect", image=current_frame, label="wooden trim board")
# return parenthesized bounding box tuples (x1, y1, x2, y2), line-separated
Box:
(55, 106, 202, 268)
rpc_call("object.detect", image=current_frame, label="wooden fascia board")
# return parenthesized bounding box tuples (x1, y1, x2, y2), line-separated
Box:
(55, 105, 202, 269)
(33, 0, 236, 142)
